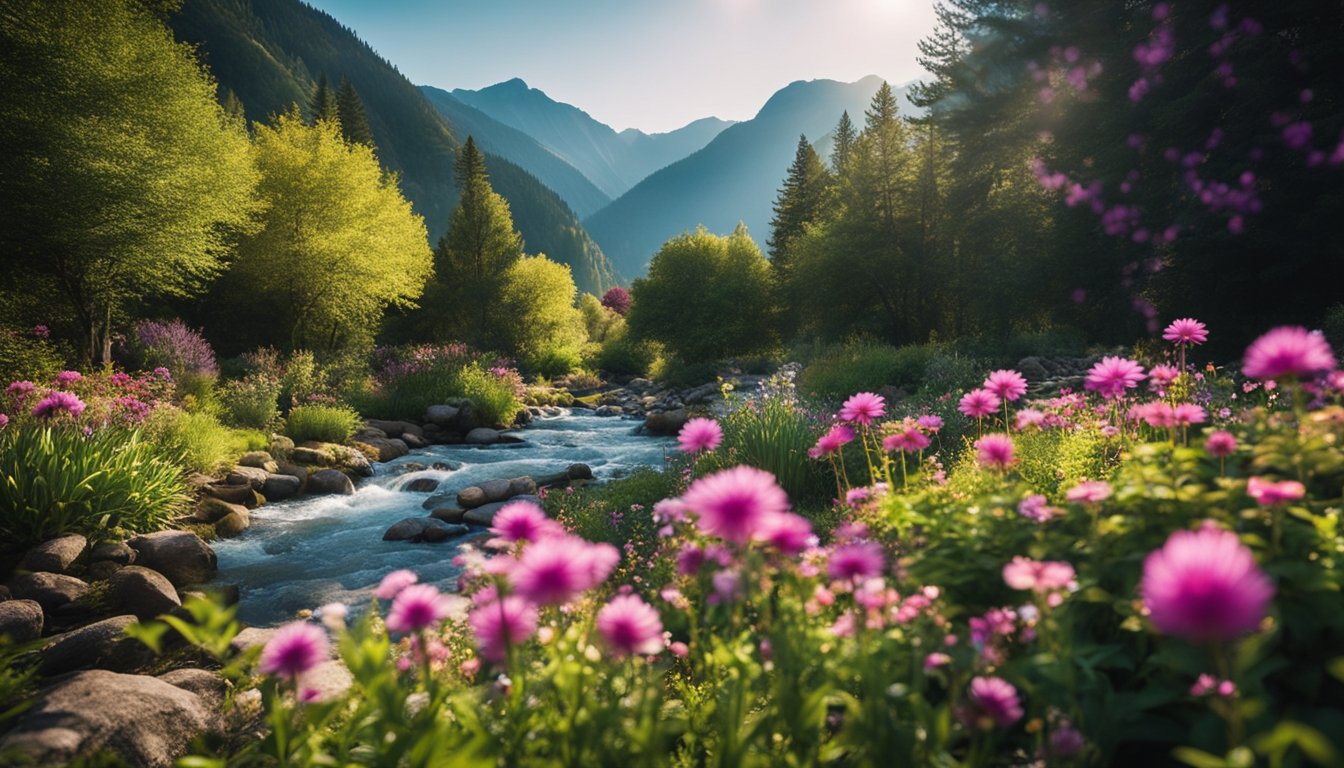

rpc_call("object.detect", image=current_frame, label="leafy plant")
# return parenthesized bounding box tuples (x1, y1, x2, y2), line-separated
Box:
(143, 406, 241, 475)
(284, 403, 361, 444)
(219, 374, 282, 430)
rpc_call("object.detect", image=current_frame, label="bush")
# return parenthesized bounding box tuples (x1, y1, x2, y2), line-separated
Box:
(593, 333, 657, 377)
(458, 367, 522, 427)
(699, 395, 831, 506)
(0, 326, 67, 384)
(218, 375, 282, 430)
(144, 407, 240, 475)
(800, 341, 936, 399)
(0, 425, 189, 545)
(284, 404, 361, 445)
(357, 345, 521, 426)
(528, 347, 582, 380)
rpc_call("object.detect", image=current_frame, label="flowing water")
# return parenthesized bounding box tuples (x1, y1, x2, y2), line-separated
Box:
(212, 410, 674, 626)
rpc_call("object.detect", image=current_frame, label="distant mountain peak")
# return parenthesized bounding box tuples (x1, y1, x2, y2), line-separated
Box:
(487, 77, 531, 92)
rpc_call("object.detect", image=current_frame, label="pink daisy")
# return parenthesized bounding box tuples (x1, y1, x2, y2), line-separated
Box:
(677, 417, 723, 454)
(1014, 408, 1046, 430)
(984, 370, 1028, 402)
(839, 392, 886, 425)
(1065, 480, 1112, 503)
(1205, 430, 1237, 458)
(1173, 404, 1206, 426)
(959, 388, 1001, 418)
(490, 501, 561, 543)
(1242, 326, 1336, 380)
(974, 434, 1016, 470)
(682, 465, 790, 544)
(468, 595, 538, 663)
(1246, 476, 1305, 506)
(1163, 318, 1208, 346)
(386, 583, 453, 633)
(882, 427, 929, 453)
(963, 676, 1024, 730)
(376, 569, 418, 599)
(258, 621, 328, 680)
(753, 512, 814, 555)
(1002, 557, 1077, 593)
(917, 414, 944, 432)
(510, 534, 619, 605)
(1141, 525, 1274, 642)
(1085, 357, 1146, 400)
(809, 423, 855, 458)
(596, 594, 665, 657)
(826, 541, 885, 582)
(31, 391, 86, 420)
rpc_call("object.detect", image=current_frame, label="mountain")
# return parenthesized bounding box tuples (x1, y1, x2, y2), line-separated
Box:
(451, 79, 733, 199)
(168, 0, 614, 293)
(584, 76, 915, 278)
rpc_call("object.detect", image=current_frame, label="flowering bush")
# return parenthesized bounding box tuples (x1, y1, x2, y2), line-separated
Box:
(356, 343, 522, 425)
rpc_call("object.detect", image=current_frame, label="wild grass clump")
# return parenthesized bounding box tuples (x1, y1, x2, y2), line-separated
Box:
(284, 404, 361, 445)
(144, 407, 240, 475)
(218, 375, 281, 430)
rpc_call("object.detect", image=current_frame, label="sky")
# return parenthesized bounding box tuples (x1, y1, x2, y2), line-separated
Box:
(305, 0, 938, 133)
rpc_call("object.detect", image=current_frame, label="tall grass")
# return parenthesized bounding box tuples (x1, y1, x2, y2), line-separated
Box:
(144, 407, 241, 475)
(284, 404, 361, 445)
(701, 396, 831, 506)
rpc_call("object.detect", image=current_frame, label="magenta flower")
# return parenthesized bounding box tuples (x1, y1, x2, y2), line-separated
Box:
(258, 621, 328, 680)
(839, 392, 886, 425)
(0, 413, 7, 430)
(963, 676, 1024, 729)
(490, 501, 561, 543)
(1163, 318, 1209, 346)
(959, 388, 1001, 418)
(1065, 480, 1112, 503)
(1085, 357, 1146, 399)
(1246, 476, 1305, 506)
(682, 465, 790, 545)
(809, 423, 854, 459)
(376, 569, 418, 599)
(469, 596, 538, 663)
(510, 534, 618, 604)
(984, 370, 1028, 402)
(1014, 408, 1045, 430)
(1049, 725, 1086, 757)
(1017, 494, 1060, 523)
(6, 381, 36, 401)
(1002, 557, 1077, 594)
(1205, 430, 1238, 457)
(386, 583, 453, 633)
(1149, 364, 1179, 392)
(753, 512, 814, 555)
(1141, 525, 1274, 642)
(31, 391, 85, 420)
(1173, 404, 1206, 426)
(1131, 402, 1175, 428)
(32, 324, 49, 338)
(882, 428, 929, 453)
(974, 434, 1016, 470)
(677, 417, 723, 454)
(827, 541, 885, 582)
(917, 414, 944, 432)
(54, 370, 83, 388)
(596, 594, 664, 657)
(1242, 326, 1336, 380)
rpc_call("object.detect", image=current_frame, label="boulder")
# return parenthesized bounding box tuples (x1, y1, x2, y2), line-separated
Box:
(398, 462, 428, 474)
(304, 659, 353, 701)
(643, 408, 690, 435)
(402, 432, 428, 449)
(261, 472, 302, 501)
(213, 509, 251, 538)
(290, 445, 331, 465)
(382, 518, 468, 543)
(269, 434, 295, 457)
(465, 427, 502, 444)
(477, 478, 514, 502)
(429, 506, 467, 524)
(307, 469, 355, 495)
(237, 451, 278, 474)
(0, 599, 43, 642)
(88, 543, 135, 566)
(194, 497, 246, 524)
(8, 573, 90, 612)
(513, 408, 533, 426)
(507, 476, 538, 497)
(201, 482, 259, 507)
(424, 404, 460, 427)
(108, 566, 181, 620)
(38, 616, 151, 675)
(595, 405, 623, 417)
(1016, 356, 1050, 385)
(276, 461, 309, 484)
(403, 477, 439, 493)
(225, 465, 269, 490)
(83, 561, 123, 583)
(158, 668, 228, 707)
(184, 472, 215, 491)
(365, 419, 414, 438)
(0, 669, 214, 767)
(127, 531, 217, 587)
(457, 486, 487, 509)
(229, 626, 276, 655)
(20, 535, 87, 574)
(568, 463, 594, 480)
(463, 500, 507, 526)
(355, 437, 409, 462)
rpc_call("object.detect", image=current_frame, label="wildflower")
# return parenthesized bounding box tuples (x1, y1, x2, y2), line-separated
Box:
(1132, 401, 1175, 428)
(1002, 557, 1077, 594)
(1085, 357, 1147, 399)
(752, 512, 813, 555)
(984, 370, 1028, 402)
(490, 501, 561, 543)
(1246, 476, 1305, 506)
(317, 603, 347, 633)
(1141, 525, 1274, 642)
(386, 584, 454, 633)
(959, 388, 1001, 418)
(677, 417, 723, 454)
(469, 596, 538, 663)
(839, 392, 886, 425)
(1018, 494, 1060, 523)
(6, 381, 35, 400)
(682, 465, 790, 545)
(963, 676, 1024, 729)
(259, 621, 328, 680)
(827, 542, 885, 582)
(1014, 408, 1045, 430)
(845, 487, 870, 507)
(924, 652, 952, 670)
(809, 423, 855, 458)
(1191, 674, 1237, 698)
(510, 534, 619, 605)
(54, 370, 83, 388)
(676, 545, 705, 576)
(1205, 430, 1237, 457)
(1242, 326, 1336, 380)
(1173, 404, 1206, 426)
(917, 414, 944, 432)
(1049, 725, 1086, 757)
(1149, 364, 1179, 392)
(153, 367, 172, 380)
(32, 325, 49, 338)
(1065, 480, 1112, 503)
(31, 392, 85, 420)
(710, 569, 743, 604)
(974, 434, 1015, 470)
(882, 428, 929, 453)
(596, 594, 664, 657)
(376, 569, 418, 599)
(0, 414, 7, 429)
(1163, 318, 1209, 346)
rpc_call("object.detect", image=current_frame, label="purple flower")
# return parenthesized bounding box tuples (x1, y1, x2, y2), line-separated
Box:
(596, 594, 664, 657)
(31, 391, 85, 420)
(133, 319, 217, 377)
(827, 542, 885, 582)
(258, 621, 328, 680)
(490, 501, 561, 543)
(386, 583, 454, 633)
(839, 392, 886, 425)
(917, 414, 943, 432)
(469, 595, 538, 663)
(809, 424, 854, 458)
(6, 381, 36, 401)
(1065, 480, 1112, 503)
(677, 417, 723, 454)
(1141, 525, 1274, 642)
(682, 465, 790, 545)
(1242, 326, 1336, 380)
(1163, 318, 1209, 346)
(1017, 494, 1060, 523)
(1085, 357, 1146, 399)
(984, 370, 1028, 402)
(376, 569, 418, 599)
(963, 676, 1024, 730)
(974, 434, 1015, 470)
(54, 370, 82, 388)
(0, 413, 7, 429)
(1205, 430, 1237, 457)
(753, 512, 814, 555)
(1049, 725, 1086, 757)
(959, 388, 1001, 418)
(510, 534, 618, 604)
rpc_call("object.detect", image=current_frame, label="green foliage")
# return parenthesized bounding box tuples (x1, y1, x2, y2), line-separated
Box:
(0, 425, 189, 545)
(495, 255, 587, 373)
(144, 407, 242, 476)
(768, 134, 832, 279)
(594, 332, 658, 378)
(457, 367, 522, 427)
(284, 404, 361, 445)
(1014, 428, 1116, 497)
(700, 395, 832, 506)
(0, 328, 67, 384)
(218, 374, 282, 430)
(335, 76, 376, 150)
(279, 349, 326, 411)
(800, 342, 934, 399)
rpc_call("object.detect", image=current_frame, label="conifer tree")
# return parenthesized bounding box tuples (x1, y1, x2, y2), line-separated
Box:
(336, 76, 376, 150)
(830, 111, 856, 175)
(767, 134, 831, 275)
(308, 74, 338, 124)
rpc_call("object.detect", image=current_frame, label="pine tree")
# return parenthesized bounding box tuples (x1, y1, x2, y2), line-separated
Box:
(308, 74, 338, 125)
(336, 76, 376, 150)
(221, 88, 247, 127)
(830, 111, 856, 175)
(767, 134, 831, 275)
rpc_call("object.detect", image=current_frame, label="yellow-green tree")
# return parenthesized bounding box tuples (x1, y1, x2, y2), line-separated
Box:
(496, 255, 586, 375)
(232, 111, 432, 355)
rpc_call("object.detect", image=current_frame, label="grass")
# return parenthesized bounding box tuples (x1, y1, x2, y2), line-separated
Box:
(284, 404, 362, 445)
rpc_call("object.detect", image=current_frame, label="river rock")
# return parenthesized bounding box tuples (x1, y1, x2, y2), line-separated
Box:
(184, 472, 215, 491)
(477, 477, 514, 502)
(643, 408, 690, 435)
(108, 566, 181, 620)
(225, 465, 269, 490)
(463, 496, 540, 526)
(39, 615, 150, 675)
(195, 497, 246, 524)
(0, 599, 44, 643)
(238, 451, 278, 474)
(356, 436, 409, 462)
(277, 461, 308, 484)
(365, 419, 417, 439)
(382, 518, 468, 543)
(84, 561, 123, 583)
(8, 573, 90, 612)
(513, 408, 532, 426)
(403, 477, 439, 493)
(307, 469, 355, 495)
(261, 472, 302, 501)
(158, 668, 228, 707)
(214, 508, 251, 538)
(305, 659, 353, 700)
(291, 445, 331, 465)
(508, 476, 538, 497)
(269, 434, 295, 457)
(595, 405, 623, 417)
(457, 486, 487, 509)
(229, 626, 276, 655)
(424, 404, 460, 427)
(465, 427, 502, 444)
(429, 506, 467, 524)
(568, 463, 594, 480)
(0, 669, 214, 767)
(128, 531, 217, 587)
(201, 482, 259, 507)
(20, 535, 87, 574)
(398, 462, 427, 474)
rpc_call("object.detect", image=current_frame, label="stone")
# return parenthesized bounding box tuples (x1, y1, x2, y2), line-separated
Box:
(158, 668, 228, 707)
(269, 434, 295, 457)
(403, 477, 439, 493)
(429, 506, 467, 524)
(420, 520, 467, 542)
(38, 616, 150, 675)
(568, 463, 594, 480)
(276, 461, 309, 484)
(304, 659, 353, 700)
(20, 534, 87, 574)
(184, 472, 215, 491)
(201, 481, 259, 507)
(595, 405, 623, 417)
(507, 476, 538, 497)
(108, 566, 181, 620)
(127, 531, 217, 587)
(643, 407, 690, 435)
(8, 573, 90, 612)
(398, 462, 428, 474)
(290, 445, 331, 466)
(513, 408, 533, 426)
(424, 404, 460, 427)
(382, 517, 468, 543)
(214, 509, 251, 538)
(307, 469, 355, 495)
(1016, 356, 1050, 384)
(194, 497, 246, 524)
(401, 432, 428, 449)
(0, 599, 44, 643)
(0, 669, 214, 767)
(237, 451, 278, 474)
(354, 436, 409, 462)
(463, 500, 508, 526)
(457, 486, 487, 509)
(229, 626, 276, 655)
(477, 478, 514, 502)
(465, 427, 502, 444)
(365, 419, 413, 438)
(83, 561, 123, 583)
(261, 472, 302, 501)
(225, 465, 269, 490)
(87, 543, 134, 567)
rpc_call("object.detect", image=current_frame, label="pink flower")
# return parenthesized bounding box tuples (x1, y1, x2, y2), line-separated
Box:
(1173, 404, 1206, 426)
(754, 512, 814, 555)
(1205, 430, 1237, 457)
(809, 423, 854, 458)
(1065, 480, 1112, 503)
(1141, 525, 1274, 642)
(682, 465, 790, 545)
(596, 594, 664, 657)
(984, 370, 1028, 402)
(376, 569, 418, 599)
(1131, 401, 1175, 428)
(32, 325, 49, 338)
(1085, 357, 1146, 399)
(469, 596, 538, 663)
(386, 583, 453, 633)
(963, 676, 1024, 729)
(510, 534, 619, 604)
(1002, 557, 1077, 594)
(827, 542, 885, 582)
(1049, 725, 1086, 757)
(490, 501, 561, 543)
(1017, 494, 1060, 522)
(1242, 326, 1336, 380)
(917, 414, 944, 432)
(1014, 408, 1045, 430)
(258, 621, 328, 680)
(6, 381, 36, 401)
(882, 427, 929, 453)
(1246, 476, 1305, 506)
(31, 391, 85, 420)
(54, 370, 83, 388)
(0, 413, 7, 430)
(959, 388, 1001, 418)
(1163, 318, 1209, 346)
(974, 434, 1015, 470)
(677, 417, 723, 454)
(839, 392, 886, 425)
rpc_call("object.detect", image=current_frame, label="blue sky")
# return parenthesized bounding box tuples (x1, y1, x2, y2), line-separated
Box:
(306, 0, 937, 133)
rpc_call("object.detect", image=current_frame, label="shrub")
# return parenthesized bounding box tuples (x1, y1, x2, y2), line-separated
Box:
(144, 407, 240, 475)
(458, 367, 522, 427)
(284, 404, 361, 445)
(358, 345, 521, 426)
(600, 286, 631, 316)
(593, 333, 657, 377)
(528, 347, 582, 380)
(0, 326, 67, 384)
(130, 319, 218, 379)
(279, 349, 325, 411)
(699, 395, 831, 506)
(0, 425, 189, 545)
(800, 341, 936, 398)
(218, 375, 282, 430)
